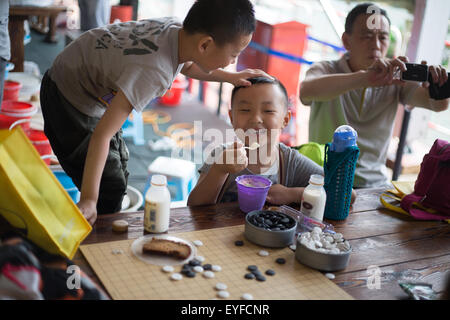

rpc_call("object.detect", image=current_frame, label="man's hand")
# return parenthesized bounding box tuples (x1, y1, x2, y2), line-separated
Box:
(225, 68, 274, 87)
(365, 57, 407, 87)
(212, 141, 248, 175)
(266, 185, 303, 205)
(77, 199, 97, 226)
(415, 59, 449, 89)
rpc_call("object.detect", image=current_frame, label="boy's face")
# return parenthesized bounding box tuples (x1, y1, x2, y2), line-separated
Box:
(342, 13, 390, 70)
(229, 83, 290, 150)
(196, 33, 252, 73)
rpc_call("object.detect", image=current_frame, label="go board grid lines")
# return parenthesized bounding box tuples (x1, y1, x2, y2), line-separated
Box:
(80, 225, 353, 300)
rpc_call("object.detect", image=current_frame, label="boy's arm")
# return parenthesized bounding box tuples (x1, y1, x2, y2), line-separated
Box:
(77, 90, 133, 225)
(266, 185, 304, 205)
(181, 62, 272, 86)
(187, 167, 229, 206)
(267, 185, 357, 206)
(188, 141, 248, 206)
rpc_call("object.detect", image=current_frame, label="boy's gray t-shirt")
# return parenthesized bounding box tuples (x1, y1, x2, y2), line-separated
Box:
(49, 17, 184, 118)
(198, 143, 324, 203)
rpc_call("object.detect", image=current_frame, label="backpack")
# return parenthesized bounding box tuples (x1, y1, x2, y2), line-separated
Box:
(295, 142, 325, 166)
(400, 139, 450, 220)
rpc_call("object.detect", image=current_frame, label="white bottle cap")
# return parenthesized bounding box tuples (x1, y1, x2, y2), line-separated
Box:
(309, 174, 324, 186)
(151, 174, 167, 186)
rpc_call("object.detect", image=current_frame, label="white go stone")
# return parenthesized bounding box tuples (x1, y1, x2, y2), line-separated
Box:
(330, 248, 340, 254)
(241, 293, 254, 300)
(325, 273, 336, 280)
(325, 236, 334, 243)
(193, 266, 204, 273)
(333, 233, 343, 241)
(111, 249, 123, 255)
(211, 265, 222, 272)
(258, 250, 269, 257)
(312, 227, 322, 234)
(170, 273, 183, 281)
(217, 291, 230, 299)
(314, 240, 323, 248)
(196, 255, 205, 262)
(162, 265, 174, 273)
(193, 240, 204, 247)
(289, 244, 297, 251)
(203, 271, 215, 279)
(215, 283, 227, 291)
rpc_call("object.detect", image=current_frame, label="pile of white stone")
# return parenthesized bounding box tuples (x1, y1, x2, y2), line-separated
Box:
(298, 227, 351, 254)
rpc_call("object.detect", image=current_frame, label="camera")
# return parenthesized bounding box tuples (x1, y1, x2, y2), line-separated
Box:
(401, 63, 429, 82)
(401, 63, 450, 100)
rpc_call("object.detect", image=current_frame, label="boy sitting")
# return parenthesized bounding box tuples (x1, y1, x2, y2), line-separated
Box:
(188, 77, 325, 206)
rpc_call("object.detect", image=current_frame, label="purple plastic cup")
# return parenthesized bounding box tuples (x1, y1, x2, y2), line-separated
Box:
(235, 175, 273, 213)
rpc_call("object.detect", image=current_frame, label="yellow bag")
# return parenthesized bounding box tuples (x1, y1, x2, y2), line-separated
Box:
(0, 127, 92, 259)
(380, 181, 450, 223)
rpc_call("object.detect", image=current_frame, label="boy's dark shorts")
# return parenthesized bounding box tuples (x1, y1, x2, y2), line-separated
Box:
(40, 70, 129, 214)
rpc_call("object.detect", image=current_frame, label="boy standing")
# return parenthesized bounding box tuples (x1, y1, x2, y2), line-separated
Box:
(187, 77, 324, 206)
(40, 0, 270, 224)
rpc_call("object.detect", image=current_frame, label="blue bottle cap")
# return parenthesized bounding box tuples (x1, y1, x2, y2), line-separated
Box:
(331, 125, 358, 152)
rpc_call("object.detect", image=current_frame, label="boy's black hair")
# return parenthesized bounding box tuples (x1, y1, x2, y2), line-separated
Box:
(345, 2, 391, 34)
(231, 77, 289, 110)
(183, 0, 255, 46)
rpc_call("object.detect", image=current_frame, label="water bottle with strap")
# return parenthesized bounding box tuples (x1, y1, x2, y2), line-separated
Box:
(324, 125, 360, 220)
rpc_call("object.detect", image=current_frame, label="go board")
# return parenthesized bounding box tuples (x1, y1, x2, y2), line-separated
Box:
(80, 225, 353, 300)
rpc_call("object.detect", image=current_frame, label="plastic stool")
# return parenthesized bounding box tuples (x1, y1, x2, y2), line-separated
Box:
(122, 109, 145, 145)
(143, 156, 197, 203)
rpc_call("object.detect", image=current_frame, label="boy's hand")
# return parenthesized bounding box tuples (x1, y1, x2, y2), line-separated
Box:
(213, 141, 248, 174)
(266, 185, 302, 205)
(226, 69, 274, 87)
(77, 199, 97, 226)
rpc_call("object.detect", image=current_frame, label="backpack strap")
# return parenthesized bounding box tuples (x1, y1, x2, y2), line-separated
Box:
(401, 193, 450, 220)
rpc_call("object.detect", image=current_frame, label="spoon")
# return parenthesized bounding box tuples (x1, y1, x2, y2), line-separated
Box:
(244, 142, 260, 150)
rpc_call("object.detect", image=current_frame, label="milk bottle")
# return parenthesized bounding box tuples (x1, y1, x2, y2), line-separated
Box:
(300, 174, 327, 222)
(144, 174, 171, 233)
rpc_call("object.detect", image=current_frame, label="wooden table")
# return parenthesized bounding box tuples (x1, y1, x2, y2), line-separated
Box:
(73, 187, 450, 300)
(8, 5, 66, 72)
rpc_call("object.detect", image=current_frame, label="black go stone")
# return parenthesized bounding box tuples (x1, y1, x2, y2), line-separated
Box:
(249, 211, 296, 231)
(265, 269, 276, 276)
(234, 240, 244, 246)
(203, 264, 212, 270)
(244, 273, 256, 280)
(275, 258, 286, 265)
(247, 265, 258, 272)
(189, 259, 201, 266)
(185, 270, 196, 278)
(255, 274, 266, 282)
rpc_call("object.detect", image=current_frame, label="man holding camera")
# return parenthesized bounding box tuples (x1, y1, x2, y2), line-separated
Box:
(300, 2, 449, 188)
